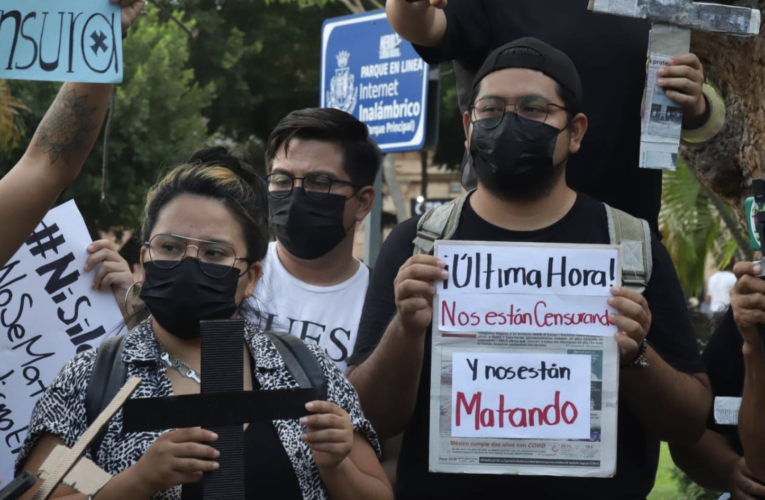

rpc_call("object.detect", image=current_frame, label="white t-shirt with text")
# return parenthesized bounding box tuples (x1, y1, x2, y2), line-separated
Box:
(250, 242, 369, 372)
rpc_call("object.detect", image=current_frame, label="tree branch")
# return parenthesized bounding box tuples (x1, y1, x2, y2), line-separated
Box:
(366, 0, 384, 9)
(338, 0, 363, 13)
(148, 0, 196, 38)
(100, 86, 116, 211)
(704, 184, 754, 261)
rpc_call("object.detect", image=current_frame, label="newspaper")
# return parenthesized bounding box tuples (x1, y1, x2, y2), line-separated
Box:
(589, 0, 761, 35)
(588, 0, 762, 171)
(428, 241, 621, 477)
(639, 25, 690, 171)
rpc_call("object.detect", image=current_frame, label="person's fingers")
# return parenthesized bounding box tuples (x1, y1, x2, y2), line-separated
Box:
(397, 279, 435, 301)
(84, 248, 117, 272)
(173, 443, 220, 460)
(610, 286, 648, 309)
(166, 428, 218, 444)
(398, 297, 431, 317)
(173, 458, 219, 473)
(401, 255, 444, 270)
(302, 429, 347, 444)
(609, 314, 644, 342)
(660, 64, 703, 83)
(657, 77, 698, 95)
(301, 413, 347, 430)
(92, 261, 130, 290)
(396, 263, 448, 286)
(614, 331, 639, 360)
(663, 90, 696, 106)
(305, 442, 349, 454)
(735, 293, 765, 312)
(608, 297, 649, 327)
(100, 272, 133, 292)
(735, 274, 765, 296)
(734, 262, 762, 280)
(738, 476, 765, 497)
(669, 53, 703, 71)
(305, 401, 346, 416)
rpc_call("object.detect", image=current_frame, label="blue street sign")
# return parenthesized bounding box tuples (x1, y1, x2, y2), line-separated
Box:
(321, 10, 429, 153)
(0, 0, 123, 84)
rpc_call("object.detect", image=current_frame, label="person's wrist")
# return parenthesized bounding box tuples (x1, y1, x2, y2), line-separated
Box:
(318, 454, 352, 475)
(393, 312, 427, 338)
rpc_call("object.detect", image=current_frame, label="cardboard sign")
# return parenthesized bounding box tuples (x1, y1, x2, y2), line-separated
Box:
(437, 243, 620, 296)
(0, 200, 123, 483)
(451, 352, 591, 440)
(0, 0, 123, 83)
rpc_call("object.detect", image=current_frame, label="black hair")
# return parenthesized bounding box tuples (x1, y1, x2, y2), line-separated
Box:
(266, 108, 382, 188)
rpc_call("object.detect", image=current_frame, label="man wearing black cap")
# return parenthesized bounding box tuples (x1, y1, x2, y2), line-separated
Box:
(347, 38, 711, 499)
(385, 0, 720, 237)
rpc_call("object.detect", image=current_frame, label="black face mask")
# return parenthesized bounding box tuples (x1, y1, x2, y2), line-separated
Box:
(470, 112, 567, 201)
(270, 189, 351, 260)
(139, 259, 240, 340)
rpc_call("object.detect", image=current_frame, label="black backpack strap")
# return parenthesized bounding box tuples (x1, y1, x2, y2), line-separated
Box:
(84, 334, 129, 458)
(265, 331, 328, 401)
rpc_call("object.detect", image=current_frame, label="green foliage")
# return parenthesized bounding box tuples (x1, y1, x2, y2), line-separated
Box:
(671, 465, 720, 500)
(0, 81, 28, 153)
(659, 157, 747, 298)
(1, 8, 213, 238)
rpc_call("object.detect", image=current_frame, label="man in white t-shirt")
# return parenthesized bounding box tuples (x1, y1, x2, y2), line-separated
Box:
(707, 259, 738, 315)
(250, 108, 381, 372)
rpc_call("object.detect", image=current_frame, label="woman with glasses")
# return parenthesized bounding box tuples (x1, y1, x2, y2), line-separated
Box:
(15, 147, 393, 500)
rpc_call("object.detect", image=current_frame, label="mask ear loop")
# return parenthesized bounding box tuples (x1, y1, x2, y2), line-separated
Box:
(251, 295, 265, 332)
(124, 279, 143, 318)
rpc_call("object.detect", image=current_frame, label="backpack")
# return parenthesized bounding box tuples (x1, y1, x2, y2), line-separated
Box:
(84, 330, 328, 458)
(412, 190, 653, 293)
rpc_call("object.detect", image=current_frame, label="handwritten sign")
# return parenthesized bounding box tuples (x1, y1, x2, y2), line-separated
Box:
(451, 352, 591, 440)
(437, 243, 619, 296)
(0, 200, 123, 483)
(0, 0, 123, 84)
(439, 293, 615, 336)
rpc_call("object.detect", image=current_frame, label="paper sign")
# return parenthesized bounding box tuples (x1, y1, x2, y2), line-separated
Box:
(713, 396, 742, 426)
(451, 352, 591, 440)
(0, 0, 123, 84)
(436, 242, 619, 297)
(439, 293, 617, 337)
(0, 200, 123, 484)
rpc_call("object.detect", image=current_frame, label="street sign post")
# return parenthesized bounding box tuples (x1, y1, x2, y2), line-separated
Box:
(321, 10, 429, 153)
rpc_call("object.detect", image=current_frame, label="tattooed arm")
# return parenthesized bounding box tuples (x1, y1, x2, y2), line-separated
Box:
(0, 0, 145, 268)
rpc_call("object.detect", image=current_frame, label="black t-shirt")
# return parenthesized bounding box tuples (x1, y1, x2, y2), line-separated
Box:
(413, 0, 662, 234)
(349, 194, 704, 500)
(703, 308, 745, 456)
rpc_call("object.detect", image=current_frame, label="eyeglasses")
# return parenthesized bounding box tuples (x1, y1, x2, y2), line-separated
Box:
(265, 172, 358, 200)
(144, 234, 249, 278)
(470, 95, 568, 129)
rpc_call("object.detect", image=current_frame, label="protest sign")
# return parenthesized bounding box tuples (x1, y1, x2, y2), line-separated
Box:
(429, 241, 620, 477)
(0, 0, 123, 84)
(451, 352, 591, 440)
(0, 200, 123, 483)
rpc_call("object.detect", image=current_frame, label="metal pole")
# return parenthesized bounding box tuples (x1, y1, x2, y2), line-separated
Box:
(364, 164, 384, 266)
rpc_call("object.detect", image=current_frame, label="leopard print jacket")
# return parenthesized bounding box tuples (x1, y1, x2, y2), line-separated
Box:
(15, 320, 380, 499)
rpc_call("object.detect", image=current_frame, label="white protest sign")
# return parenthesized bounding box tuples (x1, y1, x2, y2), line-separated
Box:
(438, 293, 616, 336)
(0, 200, 123, 484)
(451, 352, 591, 440)
(437, 242, 619, 296)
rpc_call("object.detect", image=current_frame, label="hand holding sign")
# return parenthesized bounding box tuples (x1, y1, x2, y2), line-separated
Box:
(730, 261, 765, 349)
(608, 286, 652, 364)
(394, 255, 448, 336)
(84, 239, 135, 319)
(656, 54, 707, 126)
(112, 0, 147, 34)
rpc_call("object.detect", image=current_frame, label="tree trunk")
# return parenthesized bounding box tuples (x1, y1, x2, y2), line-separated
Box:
(682, 2, 765, 228)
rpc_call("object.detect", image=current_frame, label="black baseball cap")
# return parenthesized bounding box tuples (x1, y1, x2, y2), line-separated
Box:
(472, 37, 583, 107)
